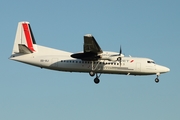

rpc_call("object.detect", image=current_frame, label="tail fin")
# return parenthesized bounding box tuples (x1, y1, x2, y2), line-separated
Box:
(12, 21, 37, 55)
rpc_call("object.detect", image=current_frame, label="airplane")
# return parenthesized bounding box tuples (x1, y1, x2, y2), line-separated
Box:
(9, 21, 170, 84)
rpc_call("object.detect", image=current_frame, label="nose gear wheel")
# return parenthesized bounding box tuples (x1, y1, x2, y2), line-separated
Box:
(155, 78, 159, 83)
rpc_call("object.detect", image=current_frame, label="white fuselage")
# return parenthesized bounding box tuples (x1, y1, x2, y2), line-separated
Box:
(10, 45, 169, 76)
(10, 21, 170, 84)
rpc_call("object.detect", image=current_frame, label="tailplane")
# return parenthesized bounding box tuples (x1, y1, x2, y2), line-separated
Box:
(12, 21, 37, 55)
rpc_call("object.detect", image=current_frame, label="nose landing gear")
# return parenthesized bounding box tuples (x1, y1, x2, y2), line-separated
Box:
(155, 73, 160, 83)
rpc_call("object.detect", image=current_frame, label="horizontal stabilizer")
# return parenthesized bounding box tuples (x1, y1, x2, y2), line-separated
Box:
(18, 44, 33, 54)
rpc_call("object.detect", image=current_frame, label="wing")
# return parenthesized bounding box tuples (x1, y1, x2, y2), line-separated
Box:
(84, 34, 103, 54)
(71, 34, 103, 61)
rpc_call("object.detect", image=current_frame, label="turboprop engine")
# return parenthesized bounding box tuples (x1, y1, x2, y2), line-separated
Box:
(99, 46, 124, 66)
(99, 54, 124, 61)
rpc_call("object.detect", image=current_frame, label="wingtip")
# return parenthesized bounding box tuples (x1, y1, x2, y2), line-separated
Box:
(84, 34, 93, 37)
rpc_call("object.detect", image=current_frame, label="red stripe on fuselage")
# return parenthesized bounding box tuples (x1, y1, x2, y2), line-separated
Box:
(22, 23, 35, 52)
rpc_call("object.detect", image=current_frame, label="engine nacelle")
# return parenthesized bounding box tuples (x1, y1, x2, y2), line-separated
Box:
(99, 55, 122, 61)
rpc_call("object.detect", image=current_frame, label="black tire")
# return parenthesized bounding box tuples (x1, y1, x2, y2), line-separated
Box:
(155, 78, 159, 83)
(94, 78, 100, 84)
(89, 71, 95, 77)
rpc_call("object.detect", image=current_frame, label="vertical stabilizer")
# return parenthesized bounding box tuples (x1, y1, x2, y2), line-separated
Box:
(12, 21, 37, 55)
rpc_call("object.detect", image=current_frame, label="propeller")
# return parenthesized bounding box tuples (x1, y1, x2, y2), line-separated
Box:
(110, 45, 124, 66)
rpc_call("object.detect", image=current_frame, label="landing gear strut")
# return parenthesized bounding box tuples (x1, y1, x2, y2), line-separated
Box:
(89, 61, 103, 84)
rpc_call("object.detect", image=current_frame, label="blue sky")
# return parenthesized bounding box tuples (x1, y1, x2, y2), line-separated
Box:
(0, 0, 180, 120)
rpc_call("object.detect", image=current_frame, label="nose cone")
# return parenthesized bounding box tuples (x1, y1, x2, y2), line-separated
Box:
(165, 67, 170, 72)
(156, 65, 170, 73)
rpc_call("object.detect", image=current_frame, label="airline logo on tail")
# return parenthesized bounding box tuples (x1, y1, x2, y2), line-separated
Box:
(22, 23, 36, 52)
(12, 22, 37, 54)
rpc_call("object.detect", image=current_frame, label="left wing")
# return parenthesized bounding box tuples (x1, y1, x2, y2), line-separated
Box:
(71, 34, 103, 61)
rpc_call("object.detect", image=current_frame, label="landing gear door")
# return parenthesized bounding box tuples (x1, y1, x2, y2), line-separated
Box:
(136, 63, 141, 71)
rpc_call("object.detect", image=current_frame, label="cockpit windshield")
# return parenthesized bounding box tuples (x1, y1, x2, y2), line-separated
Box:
(147, 61, 155, 64)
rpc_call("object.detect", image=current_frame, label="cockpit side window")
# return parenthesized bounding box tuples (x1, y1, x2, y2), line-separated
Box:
(147, 61, 155, 64)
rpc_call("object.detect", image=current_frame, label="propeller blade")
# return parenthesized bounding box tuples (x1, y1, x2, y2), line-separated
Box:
(119, 45, 122, 55)
(119, 45, 122, 66)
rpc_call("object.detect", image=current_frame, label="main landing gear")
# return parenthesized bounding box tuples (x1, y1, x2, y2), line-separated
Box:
(89, 71, 101, 84)
(89, 61, 103, 84)
(94, 77, 100, 84)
